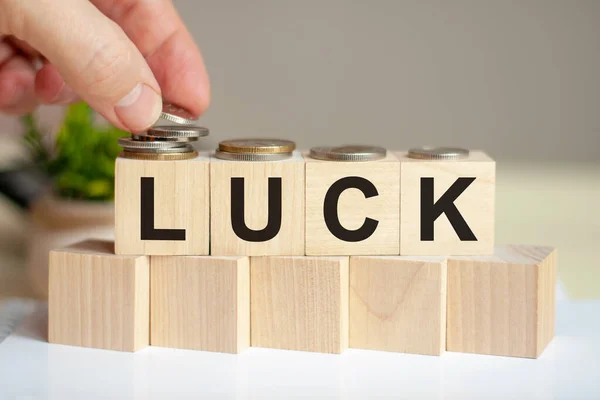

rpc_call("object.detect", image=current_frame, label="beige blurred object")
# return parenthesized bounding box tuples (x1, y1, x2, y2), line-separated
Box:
(27, 195, 114, 298)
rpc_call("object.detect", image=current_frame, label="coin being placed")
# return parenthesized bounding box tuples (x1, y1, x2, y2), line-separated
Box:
(147, 125, 209, 138)
(131, 134, 198, 143)
(159, 103, 199, 126)
(309, 145, 387, 162)
(407, 147, 469, 160)
(215, 150, 292, 161)
(118, 137, 183, 149)
(218, 138, 296, 154)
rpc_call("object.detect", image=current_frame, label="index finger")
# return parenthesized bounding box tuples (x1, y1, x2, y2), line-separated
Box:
(91, 0, 210, 117)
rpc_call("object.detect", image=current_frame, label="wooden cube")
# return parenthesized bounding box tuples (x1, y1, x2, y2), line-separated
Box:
(305, 153, 400, 255)
(447, 245, 557, 358)
(251, 256, 349, 353)
(150, 255, 250, 353)
(396, 150, 495, 255)
(210, 152, 305, 255)
(349, 256, 447, 355)
(48, 240, 149, 352)
(115, 153, 210, 255)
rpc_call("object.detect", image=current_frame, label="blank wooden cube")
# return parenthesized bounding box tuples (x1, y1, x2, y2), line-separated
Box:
(48, 240, 149, 352)
(447, 245, 557, 358)
(210, 152, 305, 255)
(396, 150, 495, 255)
(150, 255, 250, 353)
(350, 256, 447, 355)
(305, 153, 400, 255)
(115, 153, 210, 255)
(251, 256, 349, 353)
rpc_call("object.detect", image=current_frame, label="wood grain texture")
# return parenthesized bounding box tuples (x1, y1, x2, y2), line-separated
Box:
(151, 255, 250, 353)
(251, 256, 349, 353)
(48, 240, 149, 352)
(396, 150, 495, 255)
(447, 245, 557, 358)
(115, 153, 210, 255)
(349, 256, 446, 355)
(305, 153, 400, 255)
(210, 152, 305, 255)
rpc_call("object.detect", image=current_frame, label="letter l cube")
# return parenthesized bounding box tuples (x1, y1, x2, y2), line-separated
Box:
(115, 153, 210, 255)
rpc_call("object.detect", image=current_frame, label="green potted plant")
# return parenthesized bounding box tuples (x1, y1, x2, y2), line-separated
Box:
(22, 102, 128, 297)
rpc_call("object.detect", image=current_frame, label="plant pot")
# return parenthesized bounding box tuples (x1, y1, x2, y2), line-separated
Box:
(27, 194, 115, 298)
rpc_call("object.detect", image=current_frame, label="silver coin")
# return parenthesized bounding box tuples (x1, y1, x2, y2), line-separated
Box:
(214, 150, 292, 162)
(159, 103, 198, 126)
(407, 147, 469, 160)
(147, 125, 209, 138)
(123, 144, 196, 154)
(131, 134, 198, 143)
(118, 137, 183, 149)
(309, 145, 387, 162)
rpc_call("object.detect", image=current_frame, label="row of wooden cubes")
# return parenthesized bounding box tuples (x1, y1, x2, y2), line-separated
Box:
(49, 240, 556, 358)
(116, 150, 495, 256)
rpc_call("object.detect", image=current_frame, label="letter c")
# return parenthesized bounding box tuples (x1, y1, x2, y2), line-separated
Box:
(323, 176, 379, 242)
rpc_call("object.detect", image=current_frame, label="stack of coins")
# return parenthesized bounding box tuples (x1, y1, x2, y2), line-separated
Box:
(309, 145, 387, 162)
(118, 103, 209, 161)
(215, 139, 296, 161)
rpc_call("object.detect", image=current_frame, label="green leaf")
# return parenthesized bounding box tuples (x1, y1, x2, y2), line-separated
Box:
(21, 102, 128, 201)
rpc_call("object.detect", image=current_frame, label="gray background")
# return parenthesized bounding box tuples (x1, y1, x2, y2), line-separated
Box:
(1, 0, 599, 162)
(175, 0, 599, 162)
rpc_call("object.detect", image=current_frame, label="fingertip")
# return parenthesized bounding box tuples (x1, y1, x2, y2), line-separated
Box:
(96, 109, 129, 132)
(114, 83, 162, 132)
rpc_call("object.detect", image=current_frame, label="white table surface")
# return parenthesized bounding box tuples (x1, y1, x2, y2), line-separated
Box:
(1, 288, 599, 400)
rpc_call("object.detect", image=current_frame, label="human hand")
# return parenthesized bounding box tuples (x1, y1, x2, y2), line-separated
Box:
(0, 0, 210, 132)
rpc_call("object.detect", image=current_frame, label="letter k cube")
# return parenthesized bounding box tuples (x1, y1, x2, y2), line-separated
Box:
(397, 150, 495, 256)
